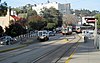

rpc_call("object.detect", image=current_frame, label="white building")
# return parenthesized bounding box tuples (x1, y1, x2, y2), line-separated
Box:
(32, 1, 71, 15)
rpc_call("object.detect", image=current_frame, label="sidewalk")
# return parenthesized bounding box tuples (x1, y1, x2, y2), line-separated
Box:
(67, 38, 100, 63)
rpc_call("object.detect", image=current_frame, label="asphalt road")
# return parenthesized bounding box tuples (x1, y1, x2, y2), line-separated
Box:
(34, 34, 81, 63)
(0, 33, 77, 63)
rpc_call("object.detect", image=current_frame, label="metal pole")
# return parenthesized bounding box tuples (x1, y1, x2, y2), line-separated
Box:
(94, 19, 97, 48)
(8, 7, 10, 24)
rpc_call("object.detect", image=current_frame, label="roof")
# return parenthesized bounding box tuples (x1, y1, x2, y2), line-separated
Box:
(11, 15, 21, 20)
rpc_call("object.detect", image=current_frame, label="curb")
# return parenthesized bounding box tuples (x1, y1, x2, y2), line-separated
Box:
(65, 34, 82, 63)
(0, 37, 37, 53)
(0, 45, 27, 53)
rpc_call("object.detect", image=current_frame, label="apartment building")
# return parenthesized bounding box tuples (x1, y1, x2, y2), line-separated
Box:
(32, 1, 71, 15)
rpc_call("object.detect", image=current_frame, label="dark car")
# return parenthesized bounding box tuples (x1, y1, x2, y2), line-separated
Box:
(0, 36, 17, 45)
(49, 31, 55, 36)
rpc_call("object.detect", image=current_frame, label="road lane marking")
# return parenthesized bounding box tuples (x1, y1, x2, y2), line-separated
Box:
(65, 35, 81, 63)
(65, 43, 79, 63)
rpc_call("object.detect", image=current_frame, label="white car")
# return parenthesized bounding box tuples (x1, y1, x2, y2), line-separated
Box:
(82, 30, 94, 39)
(37, 30, 49, 41)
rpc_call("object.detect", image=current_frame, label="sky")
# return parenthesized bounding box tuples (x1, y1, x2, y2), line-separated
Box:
(1, 0, 100, 11)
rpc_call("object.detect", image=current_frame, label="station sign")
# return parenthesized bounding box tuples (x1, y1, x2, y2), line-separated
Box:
(85, 18, 96, 23)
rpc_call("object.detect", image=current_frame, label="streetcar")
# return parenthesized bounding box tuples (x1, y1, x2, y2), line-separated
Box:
(61, 26, 72, 35)
(72, 25, 82, 33)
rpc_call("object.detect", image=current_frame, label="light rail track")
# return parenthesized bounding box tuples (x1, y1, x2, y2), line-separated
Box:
(0, 35, 73, 62)
(31, 34, 81, 63)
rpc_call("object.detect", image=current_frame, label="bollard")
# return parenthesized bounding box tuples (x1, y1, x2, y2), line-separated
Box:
(96, 35, 100, 50)
(84, 36, 88, 43)
(96, 36, 98, 49)
(99, 37, 100, 50)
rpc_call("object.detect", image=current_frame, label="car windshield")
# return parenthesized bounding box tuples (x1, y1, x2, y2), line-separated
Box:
(43, 32, 47, 34)
(39, 32, 42, 36)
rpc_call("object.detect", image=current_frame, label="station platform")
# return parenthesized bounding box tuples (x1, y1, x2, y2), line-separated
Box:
(66, 38, 100, 63)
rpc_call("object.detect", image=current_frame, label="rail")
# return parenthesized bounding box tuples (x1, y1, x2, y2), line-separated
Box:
(31, 34, 81, 63)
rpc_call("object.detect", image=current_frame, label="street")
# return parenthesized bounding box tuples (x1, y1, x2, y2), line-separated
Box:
(0, 33, 81, 63)
(0, 0, 100, 63)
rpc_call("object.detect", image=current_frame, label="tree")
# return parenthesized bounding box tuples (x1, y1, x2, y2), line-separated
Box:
(5, 23, 26, 37)
(27, 9, 47, 30)
(28, 15, 47, 30)
(12, 8, 21, 15)
(13, 4, 33, 15)
(91, 10, 100, 16)
(80, 9, 91, 16)
(0, 0, 7, 16)
(46, 23, 56, 30)
(16, 18, 28, 28)
(27, 10, 37, 18)
(95, 14, 100, 28)
(0, 26, 4, 37)
(62, 14, 78, 26)
(71, 9, 100, 16)
(40, 7, 62, 29)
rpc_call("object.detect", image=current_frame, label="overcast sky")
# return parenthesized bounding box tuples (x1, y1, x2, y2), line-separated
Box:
(2, 0, 100, 11)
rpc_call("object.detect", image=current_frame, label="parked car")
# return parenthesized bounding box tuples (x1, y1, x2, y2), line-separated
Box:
(0, 36, 17, 45)
(49, 31, 55, 36)
(82, 30, 94, 39)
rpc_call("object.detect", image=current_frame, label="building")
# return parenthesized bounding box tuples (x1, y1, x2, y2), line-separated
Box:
(32, 1, 71, 15)
(0, 8, 20, 29)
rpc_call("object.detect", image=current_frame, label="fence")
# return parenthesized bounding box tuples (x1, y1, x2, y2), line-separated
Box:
(14, 32, 37, 44)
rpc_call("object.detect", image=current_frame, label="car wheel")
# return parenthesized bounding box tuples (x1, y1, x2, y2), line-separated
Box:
(6, 41, 9, 45)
